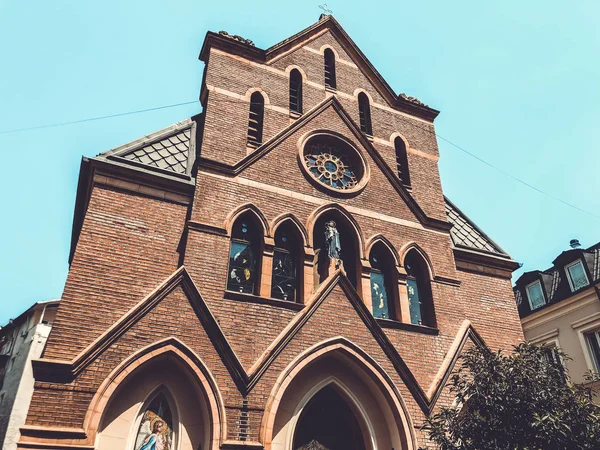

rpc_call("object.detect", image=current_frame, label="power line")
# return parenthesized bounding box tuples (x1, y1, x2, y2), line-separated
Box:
(0, 101, 199, 135)
(389, 112, 600, 221)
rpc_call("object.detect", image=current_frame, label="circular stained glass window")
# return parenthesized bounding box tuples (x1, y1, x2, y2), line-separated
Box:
(302, 137, 365, 191)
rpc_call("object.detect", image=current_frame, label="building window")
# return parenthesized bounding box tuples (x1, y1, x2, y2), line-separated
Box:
(133, 392, 174, 450)
(405, 250, 435, 327)
(526, 280, 545, 311)
(394, 137, 411, 187)
(585, 331, 600, 372)
(565, 260, 589, 292)
(289, 69, 303, 114)
(369, 244, 396, 320)
(227, 215, 262, 294)
(247, 91, 265, 148)
(271, 224, 302, 301)
(324, 48, 336, 89)
(358, 93, 372, 135)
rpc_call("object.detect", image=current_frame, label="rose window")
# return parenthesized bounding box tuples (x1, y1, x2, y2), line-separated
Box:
(303, 141, 362, 191)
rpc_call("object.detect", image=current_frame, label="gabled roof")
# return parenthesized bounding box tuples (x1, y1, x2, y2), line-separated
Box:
(95, 118, 197, 180)
(445, 197, 510, 258)
(199, 15, 439, 121)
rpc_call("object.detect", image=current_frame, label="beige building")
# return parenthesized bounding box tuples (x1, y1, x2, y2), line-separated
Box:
(515, 240, 600, 387)
(0, 300, 59, 450)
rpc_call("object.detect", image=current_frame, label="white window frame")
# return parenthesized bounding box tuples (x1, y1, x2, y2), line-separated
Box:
(526, 280, 546, 311)
(565, 260, 590, 292)
(572, 312, 600, 373)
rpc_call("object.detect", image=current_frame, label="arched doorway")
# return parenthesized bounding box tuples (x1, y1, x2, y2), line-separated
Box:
(293, 385, 366, 450)
(95, 352, 214, 450)
(264, 340, 415, 450)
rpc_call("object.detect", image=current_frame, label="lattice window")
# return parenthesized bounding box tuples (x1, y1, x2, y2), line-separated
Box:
(358, 93, 372, 135)
(289, 69, 303, 114)
(394, 137, 411, 187)
(324, 49, 336, 89)
(247, 92, 264, 148)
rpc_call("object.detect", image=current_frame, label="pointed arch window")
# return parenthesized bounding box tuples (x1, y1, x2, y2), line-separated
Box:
(271, 223, 302, 302)
(405, 250, 435, 327)
(369, 243, 397, 320)
(227, 214, 262, 294)
(289, 69, 303, 114)
(133, 392, 174, 450)
(394, 137, 411, 187)
(358, 93, 372, 135)
(324, 49, 336, 89)
(247, 92, 264, 148)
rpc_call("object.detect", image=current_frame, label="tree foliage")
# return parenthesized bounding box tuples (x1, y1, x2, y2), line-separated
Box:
(422, 343, 600, 450)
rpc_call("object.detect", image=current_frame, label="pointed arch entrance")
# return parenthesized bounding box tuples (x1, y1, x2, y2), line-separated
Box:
(88, 339, 225, 450)
(261, 338, 416, 450)
(293, 383, 367, 450)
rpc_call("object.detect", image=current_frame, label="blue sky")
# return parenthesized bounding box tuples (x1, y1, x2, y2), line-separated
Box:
(1, 0, 599, 322)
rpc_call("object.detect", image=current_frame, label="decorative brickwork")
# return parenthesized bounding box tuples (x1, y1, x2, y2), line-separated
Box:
(19, 15, 523, 450)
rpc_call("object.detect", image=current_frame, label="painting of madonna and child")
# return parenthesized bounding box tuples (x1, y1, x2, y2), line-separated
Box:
(133, 393, 174, 450)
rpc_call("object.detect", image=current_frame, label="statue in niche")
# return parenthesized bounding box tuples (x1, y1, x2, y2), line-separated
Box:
(324, 221, 342, 268)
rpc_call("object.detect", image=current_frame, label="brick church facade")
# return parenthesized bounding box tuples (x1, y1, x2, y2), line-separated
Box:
(18, 15, 523, 450)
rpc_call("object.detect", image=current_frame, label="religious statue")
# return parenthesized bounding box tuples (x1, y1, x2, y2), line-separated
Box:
(324, 221, 341, 267)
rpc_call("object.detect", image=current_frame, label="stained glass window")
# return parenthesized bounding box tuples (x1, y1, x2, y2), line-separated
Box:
(405, 250, 434, 327)
(304, 143, 359, 190)
(133, 393, 174, 450)
(370, 252, 392, 319)
(407, 277, 422, 325)
(271, 228, 298, 301)
(227, 220, 258, 294)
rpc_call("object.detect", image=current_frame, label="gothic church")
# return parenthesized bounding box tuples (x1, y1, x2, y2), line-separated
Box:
(19, 15, 523, 450)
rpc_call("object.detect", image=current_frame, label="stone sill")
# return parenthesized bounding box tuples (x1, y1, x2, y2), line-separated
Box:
(224, 290, 305, 311)
(376, 318, 439, 335)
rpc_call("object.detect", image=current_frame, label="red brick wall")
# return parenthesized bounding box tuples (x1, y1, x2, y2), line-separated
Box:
(43, 184, 188, 360)
(25, 26, 524, 449)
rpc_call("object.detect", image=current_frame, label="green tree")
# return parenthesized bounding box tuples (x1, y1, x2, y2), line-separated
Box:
(422, 343, 600, 450)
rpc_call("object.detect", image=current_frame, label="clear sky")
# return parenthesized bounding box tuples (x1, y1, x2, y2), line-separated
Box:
(1, 0, 599, 322)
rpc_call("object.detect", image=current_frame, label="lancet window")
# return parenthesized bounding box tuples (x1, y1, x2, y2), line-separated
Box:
(227, 214, 262, 294)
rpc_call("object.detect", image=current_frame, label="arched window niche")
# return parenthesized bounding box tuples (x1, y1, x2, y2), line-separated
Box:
(394, 136, 411, 187)
(271, 221, 303, 302)
(369, 243, 398, 320)
(227, 212, 264, 294)
(132, 390, 175, 450)
(323, 48, 337, 89)
(404, 249, 436, 327)
(313, 211, 361, 293)
(247, 91, 265, 148)
(358, 92, 372, 136)
(289, 69, 303, 114)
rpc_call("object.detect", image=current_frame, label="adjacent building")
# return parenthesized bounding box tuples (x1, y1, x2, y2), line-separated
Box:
(17, 15, 524, 450)
(515, 239, 600, 388)
(0, 300, 59, 450)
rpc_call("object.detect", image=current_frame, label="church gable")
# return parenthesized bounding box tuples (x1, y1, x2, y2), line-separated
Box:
(269, 28, 390, 108)
(220, 97, 423, 225)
